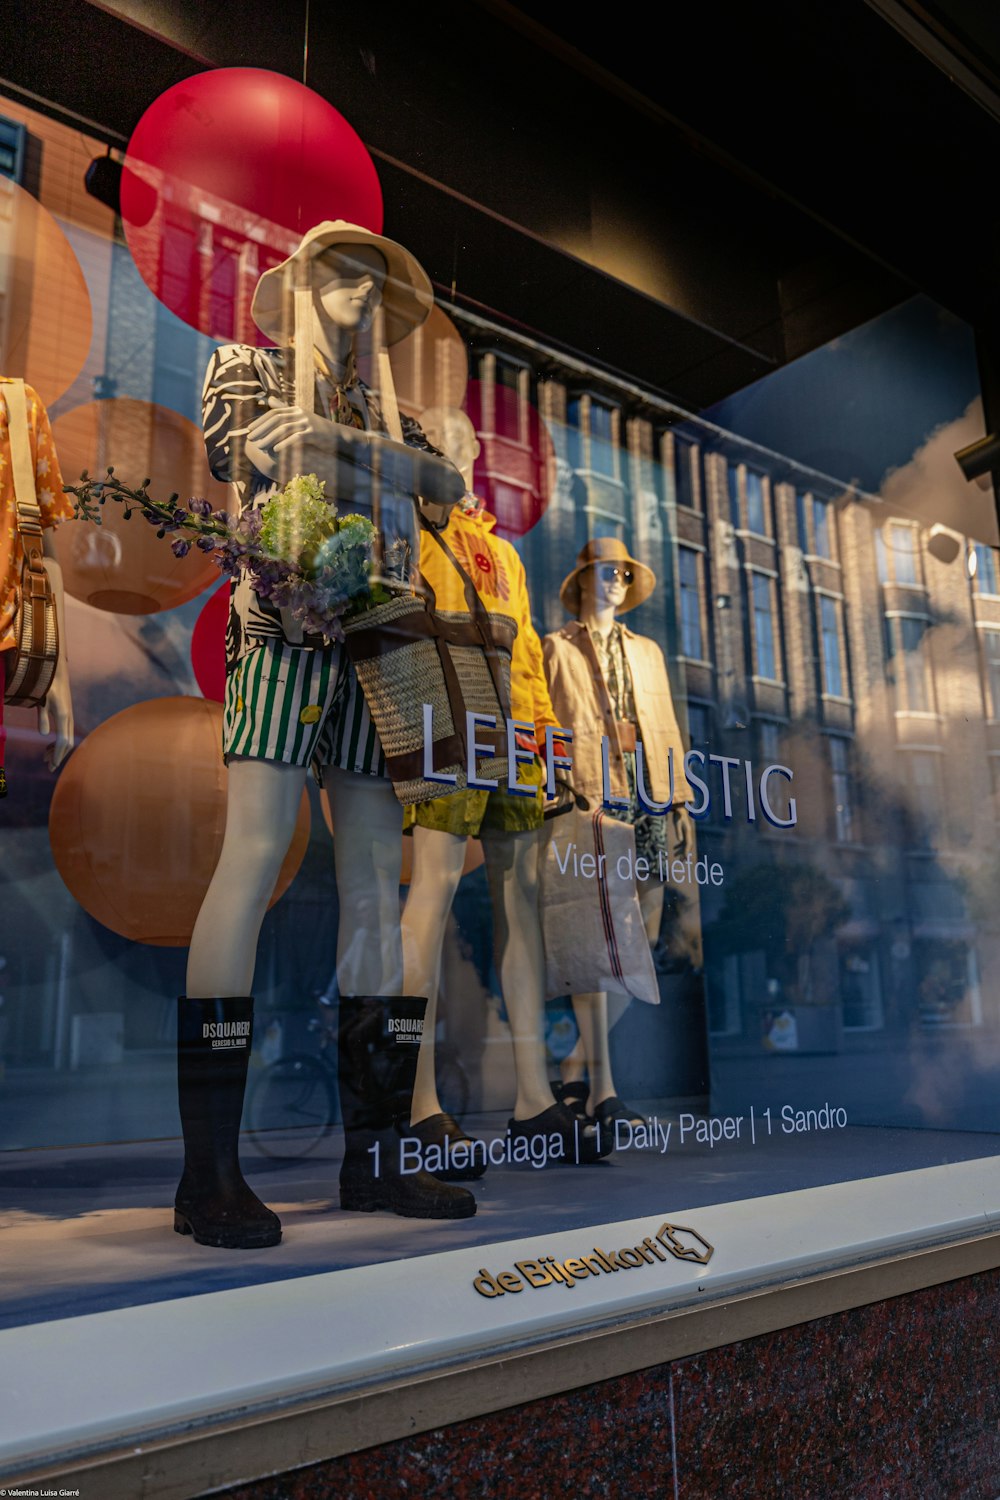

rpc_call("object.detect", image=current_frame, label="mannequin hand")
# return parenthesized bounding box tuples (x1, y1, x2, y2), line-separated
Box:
(244, 403, 359, 479)
(39, 662, 73, 770)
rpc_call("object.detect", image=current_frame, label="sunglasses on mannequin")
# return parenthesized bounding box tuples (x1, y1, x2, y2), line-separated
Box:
(598, 564, 634, 584)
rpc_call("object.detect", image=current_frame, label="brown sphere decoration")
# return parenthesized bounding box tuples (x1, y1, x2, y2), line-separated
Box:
(391, 304, 468, 420)
(52, 398, 228, 614)
(0, 181, 92, 407)
(50, 697, 310, 945)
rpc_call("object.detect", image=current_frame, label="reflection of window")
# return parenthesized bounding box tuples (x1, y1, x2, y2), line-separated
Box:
(829, 735, 855, 843)
(795, 491, 809, 552)
(812, 498, 832, 558)
(708, 954, 744, 1036)
(915, 940, 981, 1028)
(819, 595, 844, 697)
(906, 750, 940, 848)
(746, 471, 766, 534)
(0, 117, 25, 184)
(495, 357, 522, 394)
(840, 944, 883, 1030)
(589, 400, 616, 478)
(887, 615, 932, 712)
(727, 464, 741, 528)
(876, 523, 922, 586)
(678, 546, 704, 659)
(686, 702, 712, 752)
(751, 573, 778, 680)
(890, 523, 919, 584)
(674, 438, 698, 510)
(982, 629, 1000, 719)
(976, 544, 1000, 595)
(759, 720, 780, 764)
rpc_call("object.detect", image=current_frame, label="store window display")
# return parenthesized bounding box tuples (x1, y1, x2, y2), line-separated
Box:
(180, 222, 466, 1249)
(543, 538, 693, 1127)
(401, 407, 610, 1172)
(0, 377, 74, 795)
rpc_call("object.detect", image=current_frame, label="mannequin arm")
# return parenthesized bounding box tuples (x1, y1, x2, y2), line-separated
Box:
(246, 405, 463, 509)
(39, 531, 73, 769)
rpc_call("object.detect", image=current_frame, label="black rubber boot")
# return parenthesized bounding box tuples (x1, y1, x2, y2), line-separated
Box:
(338, 996, 477, 1219)
(174, 996, 282, 1248)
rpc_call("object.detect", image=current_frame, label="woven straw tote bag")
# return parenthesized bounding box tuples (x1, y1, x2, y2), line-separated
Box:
(343, 515, 517, 804)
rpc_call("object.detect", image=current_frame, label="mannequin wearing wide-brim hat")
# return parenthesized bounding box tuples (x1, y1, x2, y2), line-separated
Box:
(241, 222, 464, 510)
(178, 223, 472, 1249)
(543, 538, 692, 1132)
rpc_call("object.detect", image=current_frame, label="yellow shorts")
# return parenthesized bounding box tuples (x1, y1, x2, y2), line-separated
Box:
(404, 756, 545, 837)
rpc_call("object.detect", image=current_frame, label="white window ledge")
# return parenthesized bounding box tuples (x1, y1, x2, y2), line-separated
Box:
(2, 1158, 1000, 1481)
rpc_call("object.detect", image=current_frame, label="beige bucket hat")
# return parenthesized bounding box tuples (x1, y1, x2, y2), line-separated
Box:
(251, 220, 434, 346)
(560, 536, 656, 616)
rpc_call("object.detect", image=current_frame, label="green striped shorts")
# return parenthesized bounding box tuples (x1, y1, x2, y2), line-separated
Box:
(223, 640, 387, 778)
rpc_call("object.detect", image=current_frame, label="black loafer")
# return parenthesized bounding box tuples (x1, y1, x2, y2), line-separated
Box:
(594, 1096, 646, 1131)
(404, 1111, 487, 1181)
(508, 1100, 613, 1164)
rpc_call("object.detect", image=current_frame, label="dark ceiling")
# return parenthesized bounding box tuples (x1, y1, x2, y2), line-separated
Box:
(4, 0, 999, 409)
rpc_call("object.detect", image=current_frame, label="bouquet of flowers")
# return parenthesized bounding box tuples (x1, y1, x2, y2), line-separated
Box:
(66, 470, 396, 641)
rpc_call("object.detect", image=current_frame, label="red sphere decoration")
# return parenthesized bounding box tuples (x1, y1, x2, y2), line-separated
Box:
(191, 583, 230, 703)
(121, 69, 383, 342)
(465, 380, 555, 538)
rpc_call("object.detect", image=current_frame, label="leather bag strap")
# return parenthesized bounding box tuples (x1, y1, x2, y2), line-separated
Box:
(418, 511, 513, 719)
(5, 380, 43, 545)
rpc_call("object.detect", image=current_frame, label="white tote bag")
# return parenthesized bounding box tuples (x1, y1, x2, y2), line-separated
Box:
(540, 802, 660, 1005)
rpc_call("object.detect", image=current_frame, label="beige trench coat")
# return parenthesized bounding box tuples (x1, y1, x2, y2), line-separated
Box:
(542, 621, 691, 806)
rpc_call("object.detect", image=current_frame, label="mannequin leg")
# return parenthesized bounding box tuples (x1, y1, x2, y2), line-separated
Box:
(325, 767, 405, 996)
(482, 830, 554, 1121)
(400, 826, 467, 1123)
(187, 758, 307, 997)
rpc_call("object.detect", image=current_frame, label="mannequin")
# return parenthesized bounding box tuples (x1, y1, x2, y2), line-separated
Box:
(400, 409, 609, 1174)
(179, 223, 470, 1250)
(0, 378, 74, 794)
(543, 538, 691, 1129)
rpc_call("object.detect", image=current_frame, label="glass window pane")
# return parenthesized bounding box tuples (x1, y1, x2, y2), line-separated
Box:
(679, 546, 703, 659)
(812, 497, 831, 558)
(746, 471, 766, 533)
(752, 573, 777, 679)
(820, 595, 843, 697)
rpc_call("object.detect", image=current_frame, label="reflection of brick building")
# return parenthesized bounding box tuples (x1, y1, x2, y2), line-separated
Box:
(454, 305, 997, 1055)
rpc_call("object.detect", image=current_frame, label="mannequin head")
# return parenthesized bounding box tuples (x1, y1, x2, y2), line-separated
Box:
(578, 560, 631, 619)
(419, 406, 481, 489)
(311, 245, 387, 336)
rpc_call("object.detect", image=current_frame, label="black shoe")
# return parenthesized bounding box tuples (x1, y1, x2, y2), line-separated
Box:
(552, 1080, 589, 1119)
(337, 997, 477, 1219)
(594, 1095, 646, 1131)
(404, 1111, 487, 1182)
(508, 1100, 613, 1164)
(174, 996, 282, 1249)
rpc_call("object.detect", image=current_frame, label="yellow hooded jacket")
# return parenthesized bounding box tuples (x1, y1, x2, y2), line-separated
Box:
(420, 496, 562, 751)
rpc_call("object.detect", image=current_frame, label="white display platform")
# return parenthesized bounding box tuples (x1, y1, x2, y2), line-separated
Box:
(2, 1156, 999, 1476)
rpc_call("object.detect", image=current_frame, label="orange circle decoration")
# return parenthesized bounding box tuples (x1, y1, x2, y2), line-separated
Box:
(52, 399, 228, 614)
(0, 181, 92, 407)
(318, 788, 484, 883)
(49, 697, 310, 946)
(392, 305, 468, 420)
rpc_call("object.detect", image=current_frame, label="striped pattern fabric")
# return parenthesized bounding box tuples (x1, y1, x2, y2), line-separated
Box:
(203, 342, 438, 777)
(223, 640, 386, 776)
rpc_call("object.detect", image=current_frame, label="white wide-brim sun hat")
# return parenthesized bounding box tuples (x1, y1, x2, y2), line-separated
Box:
(251, 219, 434, 347)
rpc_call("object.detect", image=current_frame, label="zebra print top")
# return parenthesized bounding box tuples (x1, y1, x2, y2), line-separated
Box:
(201, 342, 442, 668)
